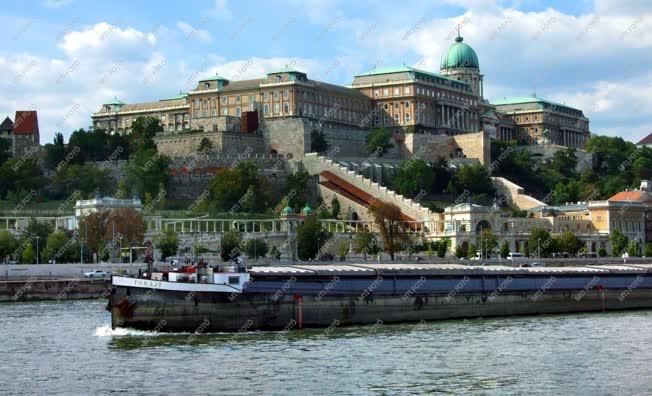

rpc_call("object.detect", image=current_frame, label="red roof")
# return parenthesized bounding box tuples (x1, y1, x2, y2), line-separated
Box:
(13, 111, 38, 135)
(637, 132, 652, 146)
(608, 190, 652, 202)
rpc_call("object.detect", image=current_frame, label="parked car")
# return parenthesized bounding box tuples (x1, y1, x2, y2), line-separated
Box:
(507, 252, 524, 260)
(84, 270, 110, 278)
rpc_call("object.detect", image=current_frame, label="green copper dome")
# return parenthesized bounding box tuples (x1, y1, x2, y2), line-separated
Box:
(282, 206, 294, 215)
(301, 204, 314, 215)
(440, 36, 479, 70)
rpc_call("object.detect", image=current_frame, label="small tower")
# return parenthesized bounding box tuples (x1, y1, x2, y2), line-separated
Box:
(440, 32, 484, 98)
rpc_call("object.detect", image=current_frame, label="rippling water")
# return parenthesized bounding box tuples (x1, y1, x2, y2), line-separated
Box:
(1, 300, 652, 395)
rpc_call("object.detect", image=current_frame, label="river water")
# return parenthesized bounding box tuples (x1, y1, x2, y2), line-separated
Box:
(1, 300, 651, 395)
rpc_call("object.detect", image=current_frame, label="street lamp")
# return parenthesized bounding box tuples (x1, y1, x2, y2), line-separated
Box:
(538, 238, 542, 259)
(36, 236, 40, 265)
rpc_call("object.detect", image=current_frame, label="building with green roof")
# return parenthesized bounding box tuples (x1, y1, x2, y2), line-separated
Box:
(491, 95, 590, 148)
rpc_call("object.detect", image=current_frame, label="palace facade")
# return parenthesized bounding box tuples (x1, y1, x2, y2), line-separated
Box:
(91, 34, 590, 151)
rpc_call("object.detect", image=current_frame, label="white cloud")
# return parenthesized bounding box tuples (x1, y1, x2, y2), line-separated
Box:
(59, 22, 157, 60)
(42, 0, 73, 8)
(204, 0, 232, 19)
(176, 21, 212, 44)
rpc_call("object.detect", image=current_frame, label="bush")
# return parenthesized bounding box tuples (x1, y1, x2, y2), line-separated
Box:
(221, 230, 242, 262)
(244, 238, 268, 259)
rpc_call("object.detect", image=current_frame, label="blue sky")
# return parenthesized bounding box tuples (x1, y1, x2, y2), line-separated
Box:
(1, 0, 651, 144)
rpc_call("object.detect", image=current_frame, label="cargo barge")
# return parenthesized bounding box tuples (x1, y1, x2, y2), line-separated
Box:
(108, 263, 652, 332)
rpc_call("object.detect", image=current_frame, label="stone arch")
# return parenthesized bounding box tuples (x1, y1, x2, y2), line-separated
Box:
(476, 219, 492, 234)
(350, 211, 359, 221)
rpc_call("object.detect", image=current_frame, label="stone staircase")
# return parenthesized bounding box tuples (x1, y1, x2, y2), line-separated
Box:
(302, 153, 434, 222)
(491, 176, 546, 210)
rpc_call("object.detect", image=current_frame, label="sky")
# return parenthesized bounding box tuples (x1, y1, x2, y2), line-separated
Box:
(1, 0, 651, 144)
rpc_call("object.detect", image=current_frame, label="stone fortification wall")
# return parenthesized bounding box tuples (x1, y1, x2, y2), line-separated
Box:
(154, 131, 263, 157)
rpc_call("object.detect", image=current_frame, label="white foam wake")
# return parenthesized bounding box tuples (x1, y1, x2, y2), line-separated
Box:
(94, 324, 168, 337)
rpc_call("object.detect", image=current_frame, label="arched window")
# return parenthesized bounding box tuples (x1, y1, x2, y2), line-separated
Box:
(263, 104, 269, 115)
(283, 102, 289, 114)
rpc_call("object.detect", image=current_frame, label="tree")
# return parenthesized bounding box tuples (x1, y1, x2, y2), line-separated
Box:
(436, 239, 448, 258)
(338, 241, 348, 261)
(455, 245, 464, 259)
(478, 229, 498, 259)
(126, 148, 171, 200)
(106, 209, 146, 249)
(207, 162, 273, 214)
(330, 197, 340, 219)
(221, 230, 242, 262)
(500, 241, 510, 259)
(44, 132, 67, 170)
(21, 242, 36, 264)
(156, 228, 179, 261)
(283, 170, 311, 210)
(556, 231, 583, 256)
(627, 240, 640, 257)
(50, 164, 114, 199)
(0, 157, 48, 200)
(129, 116, 161, 153)
(0, 231, 18, 264)
(468, 243, 477, 258)
(529, 228, 554, 258)
(197, 137, 214, 154)
(392, 159, 434, 197)
(44, 231, 70, 263)
(366, 128, 393, 156)
(369, 201, 405, 260)
(310, 130, 330, 154)
(244, 238, 268, 259)
(0, 137, 11, 165)
(610, 229, 629, 256)
(645, 243, 652, 258)
(452, 163, 495, 197)
(353, 231, 380, 259)
(269, 245, 281, 260)
(296, 215, 330, 260)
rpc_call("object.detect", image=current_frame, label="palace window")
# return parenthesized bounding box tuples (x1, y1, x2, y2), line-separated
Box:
(222, 108, 228, 116)
(393, 87, 400, 95)
(405, 113, 410, 123)
(211, 109, 216, 116)
(274, 103, 280, 114)
(236, 107, 241, 117)
(284, 102, 289, 113)
(383, 88, 389, 96)
(222, 97, 228, 105)
(193, 110, 199, 118)
(274, 91, 279, 100)
(194, 99, 200, 106)
(284, 90, 289, 99)
(394, 102, 399, 109)
(373, 90, 379, 97)
(263, 104, 269, 115)
(249, 94, 255, 102)
(384, 104, 389, 110)
(202, 110, 207, 117)
(263, 92, 269, 100)
(405, 101, 410, 107)
(394, 114, 400, 124)
(236, 96, 241, 103)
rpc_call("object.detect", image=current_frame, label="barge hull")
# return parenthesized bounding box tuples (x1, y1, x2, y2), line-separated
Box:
(110, 286, 652, 332)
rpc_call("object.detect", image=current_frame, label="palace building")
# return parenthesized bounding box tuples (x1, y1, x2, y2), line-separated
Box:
(91, 34, 590, 152)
